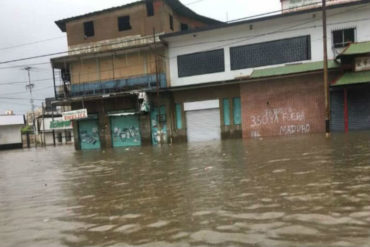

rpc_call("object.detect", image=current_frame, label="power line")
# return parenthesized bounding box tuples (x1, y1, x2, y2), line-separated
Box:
(0, 77, 59, 86)
(0, 0, 326, 66)
(0, 1, 367, 70)
(0, 36, 65, 51)
(0, 62, 52, 70)
(0, 86, 54, 97)
(0, 96, 45, 101)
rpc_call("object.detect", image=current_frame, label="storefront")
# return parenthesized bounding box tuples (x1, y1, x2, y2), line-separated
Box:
(78, 115, 101, 150)
(109, 111, 141, 148)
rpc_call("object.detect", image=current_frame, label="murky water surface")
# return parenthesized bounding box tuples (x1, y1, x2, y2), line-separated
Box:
(1, 133, 370, 247)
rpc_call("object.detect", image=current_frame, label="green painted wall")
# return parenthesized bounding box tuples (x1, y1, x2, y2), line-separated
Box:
(233, 97, 241, 125)
(175, 104, 183, 129)
(223, 99, 231, 126)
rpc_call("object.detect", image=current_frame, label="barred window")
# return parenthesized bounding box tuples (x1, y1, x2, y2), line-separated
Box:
(332, 28, 355, 48)
(230, 35, 311, 70)
(177, 49, 225, 77)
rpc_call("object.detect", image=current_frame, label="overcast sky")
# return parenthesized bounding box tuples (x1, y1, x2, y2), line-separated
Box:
(0, 0, 281, 114)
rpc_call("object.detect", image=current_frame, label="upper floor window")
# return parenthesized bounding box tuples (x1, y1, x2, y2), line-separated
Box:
(332, 28, 355, 48)
(118, 16, 131, 31)
(83, 21, 94, 37)
(180, 23, 189, 31)
(169, 15, 174, 31)
(177, 49, 225, 77)
(230, 35, 311, 70)
(146, 0, 154, 16)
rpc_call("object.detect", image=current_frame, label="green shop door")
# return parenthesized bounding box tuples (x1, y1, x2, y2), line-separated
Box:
(78, 119, 101, 150)
(151, 106, 167, 145)
(110, 115, 141, 148)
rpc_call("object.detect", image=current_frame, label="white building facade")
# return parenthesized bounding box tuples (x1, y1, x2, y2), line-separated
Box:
(164, 1, 370, 87)
(161, 0, 370, 140)
(0, 115, 25, 150)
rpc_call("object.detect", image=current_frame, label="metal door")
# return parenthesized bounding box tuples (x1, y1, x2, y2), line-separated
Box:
(78, 119, 101, 150)
(151, 106, 167, 145)
(330, 90, 345, 132)
(348, 88, 370, 131)
(186, 108, 221, 143)
(110, 115, 141, 147)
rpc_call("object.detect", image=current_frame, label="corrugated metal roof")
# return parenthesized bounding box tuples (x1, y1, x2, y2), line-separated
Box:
(0, 115, 25, 126)
(337, 41, 370, 58)
(250, 60, 340, 79)
(161, 0, 370, 40)
(332, 70, 370, 86)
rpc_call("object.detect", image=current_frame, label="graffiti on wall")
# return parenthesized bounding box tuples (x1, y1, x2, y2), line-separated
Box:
(113, 126, 140, 143)
(250, 107, 311, 137)
(80, 128, 99, 145)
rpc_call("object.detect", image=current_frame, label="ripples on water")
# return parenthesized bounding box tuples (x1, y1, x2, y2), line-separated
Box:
(0, 132, 370, 247)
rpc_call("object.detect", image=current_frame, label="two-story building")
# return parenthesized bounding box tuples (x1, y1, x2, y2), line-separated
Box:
(161, 0, 370, 142)
(51, 0, 221, 150)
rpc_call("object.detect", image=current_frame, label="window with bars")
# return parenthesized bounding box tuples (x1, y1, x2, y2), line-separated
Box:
(332, 28, 355, 48)
(230, 35, 311, 70)
(177, 49, 225, 77)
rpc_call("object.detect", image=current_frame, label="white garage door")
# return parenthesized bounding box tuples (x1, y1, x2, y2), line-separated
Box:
(186, 108, 221, 143)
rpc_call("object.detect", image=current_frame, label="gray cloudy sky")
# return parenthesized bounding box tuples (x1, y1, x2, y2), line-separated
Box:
(0, 0, 281, 114)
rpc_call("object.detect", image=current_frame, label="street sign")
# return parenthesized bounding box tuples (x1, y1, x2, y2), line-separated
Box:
(62, 109, 88, 121)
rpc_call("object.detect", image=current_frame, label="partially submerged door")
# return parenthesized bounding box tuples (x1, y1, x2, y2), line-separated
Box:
(184, 100, 221, 143)
(110, 115, 141, 148)
(78, 119, 101, 150)
(151, 106, 167, 145)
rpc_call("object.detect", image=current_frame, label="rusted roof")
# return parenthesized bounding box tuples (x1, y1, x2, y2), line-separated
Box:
(250, 60, 340, 79)
(336, 41, 370, 58)
(55, 0, 222, 32)
(161, 0, 370, 40)
(332, 70, 370, 86)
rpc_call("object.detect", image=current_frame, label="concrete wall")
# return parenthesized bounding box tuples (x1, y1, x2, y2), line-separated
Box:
(167, 3, 370, 87)
(240, 73, 327, 138)
(0, 125, 23, 145)
(171, 84, 242, 142)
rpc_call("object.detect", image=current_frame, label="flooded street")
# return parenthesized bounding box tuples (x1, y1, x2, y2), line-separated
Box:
(1, 133, 370, 247)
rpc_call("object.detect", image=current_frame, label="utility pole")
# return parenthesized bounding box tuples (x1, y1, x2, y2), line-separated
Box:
(24, 66, 38, 147)
(322, 0, 330, 137)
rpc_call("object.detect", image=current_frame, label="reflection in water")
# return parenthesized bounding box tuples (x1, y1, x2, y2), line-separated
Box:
(0, 132, 370, 247)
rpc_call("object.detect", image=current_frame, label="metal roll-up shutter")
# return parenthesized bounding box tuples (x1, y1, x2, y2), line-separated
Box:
(348, 88, 370, 131)
(186, 108, 221, 143)
(110, 115, 141, 148)
(330, 90, 344, 132)
(79, 119, 101, 150)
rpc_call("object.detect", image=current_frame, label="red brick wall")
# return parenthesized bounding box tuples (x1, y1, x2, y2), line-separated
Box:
(241, 73, 325, 138)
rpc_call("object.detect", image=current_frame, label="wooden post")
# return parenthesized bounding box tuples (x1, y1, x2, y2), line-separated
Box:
(42, 102, 46, 146)
(322, 0, 330, 136)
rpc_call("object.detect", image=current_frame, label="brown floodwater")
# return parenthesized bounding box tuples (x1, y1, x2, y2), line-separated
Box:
(1, 132, 370, 247)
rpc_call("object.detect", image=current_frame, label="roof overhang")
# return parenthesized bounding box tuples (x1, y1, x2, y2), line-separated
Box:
(161, 0, 370, 41)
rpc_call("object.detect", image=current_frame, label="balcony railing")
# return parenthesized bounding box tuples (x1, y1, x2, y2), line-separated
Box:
(55, 73, 166, 99)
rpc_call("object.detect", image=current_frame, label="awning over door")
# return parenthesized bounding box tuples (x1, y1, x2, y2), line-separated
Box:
(332, 71, 370, 87)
